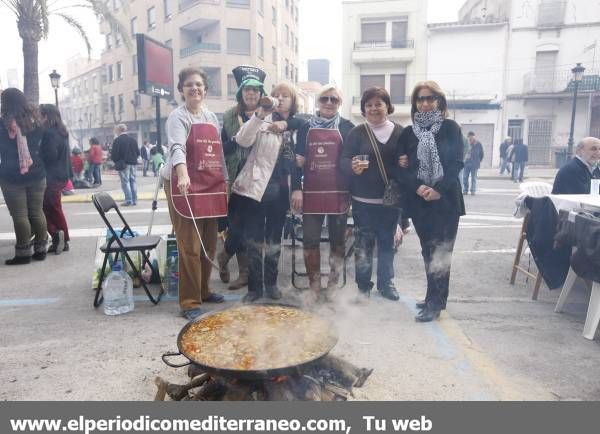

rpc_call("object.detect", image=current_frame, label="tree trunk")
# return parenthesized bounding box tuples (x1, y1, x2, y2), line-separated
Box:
(22, 37, 39, 105)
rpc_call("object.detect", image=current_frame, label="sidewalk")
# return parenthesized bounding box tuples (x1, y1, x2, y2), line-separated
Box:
(478, 167, 557, 181)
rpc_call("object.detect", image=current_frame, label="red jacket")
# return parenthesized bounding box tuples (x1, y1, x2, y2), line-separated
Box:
(70, 155, 83, 175)
(89, 144, 103, 165)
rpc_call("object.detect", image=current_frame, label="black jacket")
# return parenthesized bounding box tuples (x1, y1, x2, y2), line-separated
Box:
(499, 141, 509, 159)
(340, 123, 403, 200)
(41, 127, 70, 183)
(292, 117, 355, 191)
(111, 133, 139, 165)
(465, 140, 484, 169)
(395, 119, 465, 218)
(552, 157, 600, 194)
(0, 123, 46, 184)
(511, 143, 528, 163)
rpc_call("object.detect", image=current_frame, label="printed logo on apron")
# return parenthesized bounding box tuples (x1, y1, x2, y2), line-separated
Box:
(303, 128, 350, 214)
(171, 123, 228, 218)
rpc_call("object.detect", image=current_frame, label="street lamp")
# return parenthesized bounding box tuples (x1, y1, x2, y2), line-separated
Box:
(49, 70, 61, 107)
(567, 63, 585, 160)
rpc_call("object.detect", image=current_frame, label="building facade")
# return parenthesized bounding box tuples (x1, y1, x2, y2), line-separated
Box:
(94, 0, 300, 145)
(341, 0, 428, 125)
(428, 0, 600, 167)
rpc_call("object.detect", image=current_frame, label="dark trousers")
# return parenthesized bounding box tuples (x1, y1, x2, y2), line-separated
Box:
(233, 190, 289, 294)
(43, 180, 70, 241)
(411, 211, 460, 310)
(224, 194, 247, 257)
(352, 200, 399, 291)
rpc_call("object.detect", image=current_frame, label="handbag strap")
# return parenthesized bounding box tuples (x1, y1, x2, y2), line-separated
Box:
(364, 124, 389, 186)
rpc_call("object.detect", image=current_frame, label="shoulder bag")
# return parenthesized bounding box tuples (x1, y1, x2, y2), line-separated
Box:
(364, 124, 403, 208)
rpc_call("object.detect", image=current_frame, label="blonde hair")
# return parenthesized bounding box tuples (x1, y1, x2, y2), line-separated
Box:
(410, 80, 449, 120)
(317, 84, 343, 104)
(271, 82, 299, 116)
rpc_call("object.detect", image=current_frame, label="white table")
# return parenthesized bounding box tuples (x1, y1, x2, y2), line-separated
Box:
(551, 194, 600, 340)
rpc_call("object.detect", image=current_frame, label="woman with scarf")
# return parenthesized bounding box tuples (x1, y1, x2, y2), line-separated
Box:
(39, 104, 71, 254)
(291, 85, 354, 302)
(340, 87, 403, 301)
(396, 81, 465, 322)
(0, 88, 48, 265)
(232, 82, 303, 303)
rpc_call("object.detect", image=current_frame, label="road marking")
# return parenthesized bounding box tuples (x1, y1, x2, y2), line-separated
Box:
(0, 225, 173, 240)
(458, 248, 516, 254)
(74, 207, 169, 216)
(0, 298, 60, 307)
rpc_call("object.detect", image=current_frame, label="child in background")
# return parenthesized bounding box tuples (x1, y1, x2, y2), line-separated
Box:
(150, 147, 164, 177)
(70, 148, 84, 181)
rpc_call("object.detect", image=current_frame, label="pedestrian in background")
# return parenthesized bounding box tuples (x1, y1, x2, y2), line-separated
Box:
(111, 124, 139, 206)
(396, 81, 465, 322)
(462, 131, 484, 195)
(70, 147, 84, 181)
(150, 146, 164, 177)
(88, 137, 103, 186)
(511, 139, 528, 183)
(499, 136, 512, 175)
(141, 140, 151, 177)
(0, 88, 48, 265)
(39, 104, 71, 254)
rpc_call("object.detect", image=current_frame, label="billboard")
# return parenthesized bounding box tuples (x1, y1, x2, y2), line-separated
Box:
(136, 34, 174, 99)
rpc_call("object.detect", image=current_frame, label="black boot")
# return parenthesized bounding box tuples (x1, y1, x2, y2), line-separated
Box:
(5, 256, 31, 265)
(242, 290, 262, 303)
(378, 283, 399, 301)
(265, 285, 282, 300)
(415, 306, 441, 322)
(47, 233, 59, 253)
(32, 251, 47, 261)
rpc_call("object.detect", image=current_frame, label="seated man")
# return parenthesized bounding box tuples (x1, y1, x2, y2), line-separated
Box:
(552, 137, 600, 194)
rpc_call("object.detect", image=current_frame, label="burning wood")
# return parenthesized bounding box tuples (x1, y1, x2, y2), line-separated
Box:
(155, 354, 372, 401)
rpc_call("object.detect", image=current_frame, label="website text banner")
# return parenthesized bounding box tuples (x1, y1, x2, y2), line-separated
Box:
(2, 402, 598, 434)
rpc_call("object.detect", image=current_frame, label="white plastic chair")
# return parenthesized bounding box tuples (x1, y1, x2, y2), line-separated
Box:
(510, 182, 553, 300)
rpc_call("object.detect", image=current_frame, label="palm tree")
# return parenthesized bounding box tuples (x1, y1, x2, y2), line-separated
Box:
(0, 0, 129, 104)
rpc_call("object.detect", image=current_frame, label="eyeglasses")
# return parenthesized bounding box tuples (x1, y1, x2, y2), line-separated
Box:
(416, 95, 438, 103)
(319, 96, 340, 104)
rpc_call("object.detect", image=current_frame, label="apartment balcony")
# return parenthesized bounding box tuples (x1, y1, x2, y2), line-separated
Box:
(179, 0, 220, 12)
(352, 40, 415, 64)
(523, 69, 600, 95)
(180, 42, 221, 58)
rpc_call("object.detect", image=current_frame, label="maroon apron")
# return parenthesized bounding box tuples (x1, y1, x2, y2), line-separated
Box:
(303, 128, 350, 215)
(171, 123, 227, 218)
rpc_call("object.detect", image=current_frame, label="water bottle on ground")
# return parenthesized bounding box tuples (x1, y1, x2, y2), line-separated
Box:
(103, 260, 134, 315)
(167, 250, 179, 297)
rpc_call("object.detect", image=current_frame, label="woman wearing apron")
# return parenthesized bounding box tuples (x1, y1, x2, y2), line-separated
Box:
(291, 85, 354, 302)
(164, 67, 228, 321)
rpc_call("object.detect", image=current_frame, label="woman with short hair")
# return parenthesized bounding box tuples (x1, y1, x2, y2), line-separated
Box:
(291, 84, 354, 302)
(340, 86, 403, 300)
(0, 88, 48, 264)
(39, 104, 71, 254)
(232, 82, 303, 303)
(164, 67, 228, 320)
(396, 80, 465, 322)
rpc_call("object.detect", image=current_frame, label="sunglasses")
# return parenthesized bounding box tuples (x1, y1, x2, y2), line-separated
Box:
(319, 95, 340, 104)
(416, 95, 439, 103)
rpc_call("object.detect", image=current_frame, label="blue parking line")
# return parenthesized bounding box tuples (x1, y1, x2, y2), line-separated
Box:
(133, 293, 242, 302)
(0, 298, 60, 307)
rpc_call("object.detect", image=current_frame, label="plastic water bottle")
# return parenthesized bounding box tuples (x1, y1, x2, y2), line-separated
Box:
(103, 260, 134, 315)
(167, 250, 179, 297)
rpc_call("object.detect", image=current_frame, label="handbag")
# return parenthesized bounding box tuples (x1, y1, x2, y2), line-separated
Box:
(364, 124, 403, 208)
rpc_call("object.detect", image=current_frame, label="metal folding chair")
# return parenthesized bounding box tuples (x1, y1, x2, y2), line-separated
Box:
(92, 192, 164, 308)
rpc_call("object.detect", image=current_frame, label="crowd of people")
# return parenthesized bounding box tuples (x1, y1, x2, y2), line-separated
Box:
(160, 65, 465, 323)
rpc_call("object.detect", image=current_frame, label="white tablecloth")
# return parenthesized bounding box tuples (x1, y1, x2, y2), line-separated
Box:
(548, 194, 600, 213)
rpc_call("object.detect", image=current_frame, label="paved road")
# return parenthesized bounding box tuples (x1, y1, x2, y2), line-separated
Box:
(1, 174, 599, 401)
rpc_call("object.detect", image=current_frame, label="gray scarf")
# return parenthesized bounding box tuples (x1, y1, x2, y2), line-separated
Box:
(309, 112, 340, 130)
(413, 110, 444, 186)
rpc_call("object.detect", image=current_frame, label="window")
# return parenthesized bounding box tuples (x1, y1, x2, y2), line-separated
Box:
(391, 21, 408, 47)
(147, 7, 156, 29)
(165, 39, 172, 47)
(164, 0, 173, 19)
(528, 119, 553, 164)
(227, 28, 251, 55)
(534, 51, 558, 92)
(226, 0, 250, 7)
(295, 67, 299, 83)
(257, 33, 264, 59)
(290, 32, 294, 51)
(115, 27, 122, 47)
(112, 0, 120, 11)
(507, 119, 524, 144)
(295, 36, 298, 53)
(130, 17, 137, 36)
(285, 58, 289, 79)
(361, 22, 386, 43)
(360, 75, 385, 93)
(204, 68, 221, 97)
(390, 74, 406, 104)
(133, 90, 141, 107)
(272, 6, 277, 24)
(227, 74, 237, 98)
(258, 0, 264, 15)
(118, 94, 124, 113)
(290, 64, 294, 82)
(116, 61, 123, 80)
(105, 33, 112, 50)
(110, 96, 115, 113)
(272, 46, 277, 65)
(107, 65, 114, 82)
(132, 55, 138, 75)
(285, 0, 289, 9)
(285, 25, 289, 45)
(103, 94, 109, 113)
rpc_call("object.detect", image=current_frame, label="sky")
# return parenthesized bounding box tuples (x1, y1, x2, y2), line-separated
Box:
(0, 0, 465, 103)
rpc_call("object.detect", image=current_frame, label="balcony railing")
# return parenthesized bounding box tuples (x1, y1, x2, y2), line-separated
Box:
(523, 68, 600, 94)
(180, 42, 221, 58)
(352, 95, 410, 105)
(354, 39, 414, 50)
(179, 0, 220, 12)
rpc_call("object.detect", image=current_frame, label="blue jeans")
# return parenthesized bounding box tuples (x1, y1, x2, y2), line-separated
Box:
(512, 161, 525, 182)
(462, 163, 478, 193)
(352, 200, 399, 292)
(143, 159, 150, 176)
(91, 164, 102, 185)
(499, 158, 511, 175)
(118, 165, 137, 204)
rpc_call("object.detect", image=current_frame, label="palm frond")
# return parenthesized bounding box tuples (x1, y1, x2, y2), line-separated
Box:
(0, 0, 19, 15)
(37, 0, 50, 39)
(55, 12, 92, 58)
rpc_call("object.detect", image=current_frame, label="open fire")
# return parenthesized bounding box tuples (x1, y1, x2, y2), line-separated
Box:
(154, 354, 373, 401)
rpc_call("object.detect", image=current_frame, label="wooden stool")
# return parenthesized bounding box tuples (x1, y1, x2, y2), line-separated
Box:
(510, 212, 544, 300)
